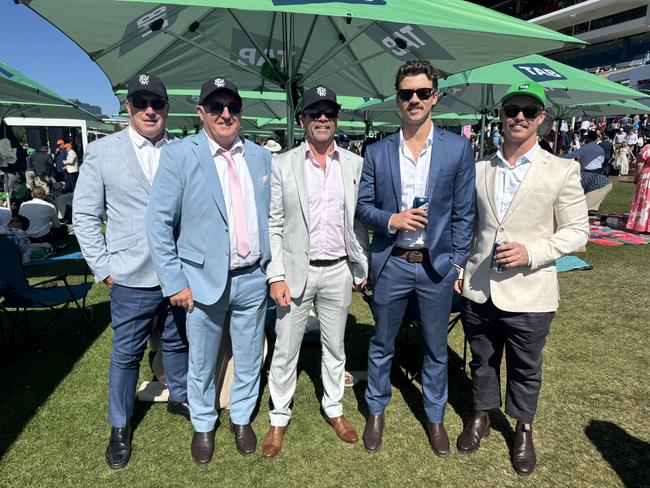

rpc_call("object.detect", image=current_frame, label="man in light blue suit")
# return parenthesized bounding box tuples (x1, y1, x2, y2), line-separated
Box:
(146, 77, 272, 466)
(73, 73, 189, 469)
(356, 59, 476, 456)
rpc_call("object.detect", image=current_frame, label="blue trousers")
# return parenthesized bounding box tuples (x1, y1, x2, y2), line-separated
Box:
(186, 264, 267, 432)
(108, 284, 188, 428)
(365, 255, 455, 423)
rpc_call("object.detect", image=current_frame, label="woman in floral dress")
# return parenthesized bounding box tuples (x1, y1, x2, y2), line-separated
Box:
(626, 143, 650, 233)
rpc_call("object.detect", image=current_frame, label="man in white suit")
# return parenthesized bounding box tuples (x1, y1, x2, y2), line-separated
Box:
(263, 85, 368, 458)
(457, 81, 589, 476)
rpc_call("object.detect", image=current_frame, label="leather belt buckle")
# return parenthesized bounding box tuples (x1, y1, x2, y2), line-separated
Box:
(406, 251, 424, 263)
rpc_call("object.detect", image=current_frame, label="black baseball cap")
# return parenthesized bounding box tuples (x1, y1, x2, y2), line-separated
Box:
(198, 77, 242, 105)
(300, 85, 340, 112)
(126, 73, 168, 99)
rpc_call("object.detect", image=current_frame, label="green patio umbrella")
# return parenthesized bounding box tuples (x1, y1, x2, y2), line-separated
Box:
(20, 0, 584, 145)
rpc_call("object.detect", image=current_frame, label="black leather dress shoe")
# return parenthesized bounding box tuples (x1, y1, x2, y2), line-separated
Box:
(105, 426, 131, 469)
(512, 422, 536, 476)
(191, 430, 215, 465)
(362, 414, 384, 454)
(167, 400, 191, 421)
(426, 422, 450, 458)
(457, 410, 490, 454)
(230, 421, 257, 456)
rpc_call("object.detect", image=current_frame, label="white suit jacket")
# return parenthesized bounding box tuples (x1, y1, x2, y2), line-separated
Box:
(462, 149, 589, 313)
(267, 145, 369, 298)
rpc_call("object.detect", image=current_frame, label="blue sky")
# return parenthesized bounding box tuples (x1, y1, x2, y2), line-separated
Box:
(1, 2, 118, 115)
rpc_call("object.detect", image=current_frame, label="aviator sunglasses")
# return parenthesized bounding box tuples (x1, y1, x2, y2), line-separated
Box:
(130, 97, 167, 110)
(305, 107, 339, 119)
(503, 105, 542, 119)
(397, 88, 435, 101)
(205, 101, 242, 115)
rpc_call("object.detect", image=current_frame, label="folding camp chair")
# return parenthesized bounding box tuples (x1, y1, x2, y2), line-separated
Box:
(0, 236, 93, 353)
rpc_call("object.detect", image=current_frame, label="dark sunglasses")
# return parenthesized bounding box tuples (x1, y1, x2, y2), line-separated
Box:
(503, 105, 542, 119)
(130, 97, 167, 110)
(397, 88, 435, 101)
(205, 101, 242, 115)
(305, 107, 339, 119)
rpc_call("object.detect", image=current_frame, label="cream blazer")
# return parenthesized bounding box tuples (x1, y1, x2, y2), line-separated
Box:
(462, 149, 589, 313)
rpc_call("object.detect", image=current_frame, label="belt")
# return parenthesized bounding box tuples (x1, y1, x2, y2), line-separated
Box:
(391, 247, 427, 263)
(309, 256, 347, 267)
(229, 260, 260, 274)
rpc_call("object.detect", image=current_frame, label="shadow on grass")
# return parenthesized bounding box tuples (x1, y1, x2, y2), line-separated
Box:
(0, 299, 110, 459)
(585, 419, 650, 488)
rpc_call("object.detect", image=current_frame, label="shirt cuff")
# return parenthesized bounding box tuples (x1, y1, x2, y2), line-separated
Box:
(268, 275, 285, 284)
(388, 214, 397, 234)
(524, 244, 533, 267)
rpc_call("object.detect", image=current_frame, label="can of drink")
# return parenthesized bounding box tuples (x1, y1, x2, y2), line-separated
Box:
(413, 196, 429, 213)
(490, 240, 509, 273)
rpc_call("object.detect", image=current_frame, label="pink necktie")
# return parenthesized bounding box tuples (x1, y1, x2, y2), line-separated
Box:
(223, 150, 250, 258)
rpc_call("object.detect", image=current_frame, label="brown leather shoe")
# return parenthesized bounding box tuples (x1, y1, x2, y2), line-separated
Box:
(327, 415, 359, 444)
(426, 421, 450, 458)
(456, 410, 490, 454)
(362, 414, 384, 453)
(191, 430, 215, 465)
(512, 422, 536, 476)
(230, 421, 257, 456)
(262, 425, 287, 458)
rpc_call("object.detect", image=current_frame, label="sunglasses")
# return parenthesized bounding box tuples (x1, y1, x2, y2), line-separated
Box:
(503, 105, 542, 119)
(130, 97, 167, 110)
(397, 88, 435, 101)
(305, 107, 339, 119)
(205, 101, 242, 115)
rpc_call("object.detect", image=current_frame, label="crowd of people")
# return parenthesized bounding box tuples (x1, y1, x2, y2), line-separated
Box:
(0, 56, 647, 480)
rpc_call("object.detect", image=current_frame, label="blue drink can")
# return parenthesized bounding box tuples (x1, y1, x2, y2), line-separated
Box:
(490, 240, 509, 273)
(413, 196, 429, 212)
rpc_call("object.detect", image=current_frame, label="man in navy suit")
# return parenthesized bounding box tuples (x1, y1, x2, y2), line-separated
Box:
(356, 59, 476, 456)
(147, 77, 272, 466)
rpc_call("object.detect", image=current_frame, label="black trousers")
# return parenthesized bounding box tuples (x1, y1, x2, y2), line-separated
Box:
(461, 297, 555, 424)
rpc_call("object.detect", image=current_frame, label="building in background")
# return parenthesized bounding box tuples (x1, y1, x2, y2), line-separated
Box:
(67, 98, 106, 118)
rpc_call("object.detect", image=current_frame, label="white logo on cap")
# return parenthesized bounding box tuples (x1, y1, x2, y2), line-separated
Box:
(214, 78, 226, 88)
(316, 86, 327, 97)
(139, 74, 150, 85)
(519, 84, 529, 90)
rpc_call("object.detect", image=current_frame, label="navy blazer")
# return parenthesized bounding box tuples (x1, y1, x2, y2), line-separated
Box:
(356, 127, 476, 284)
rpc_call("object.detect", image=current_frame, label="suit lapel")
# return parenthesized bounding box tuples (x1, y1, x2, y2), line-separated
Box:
(193, 132, 228, 225)
(388, 134, 401, 210)
(340, 151, 356, 236)
(500, 150, 547, 224)
(118, 129, 152, 194)
(426, 127, 444, 201)
(484, 155, 500, 222)
(291, 148, 309, 225)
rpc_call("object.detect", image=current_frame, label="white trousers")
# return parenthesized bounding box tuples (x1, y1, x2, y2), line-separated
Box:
(268, 260, 353, 426)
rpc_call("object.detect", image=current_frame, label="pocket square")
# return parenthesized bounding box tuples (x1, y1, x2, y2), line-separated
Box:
(263, 174, 270, 184)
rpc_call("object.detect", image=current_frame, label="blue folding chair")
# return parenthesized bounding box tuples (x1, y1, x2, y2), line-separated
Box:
(0, 236, 94, 352)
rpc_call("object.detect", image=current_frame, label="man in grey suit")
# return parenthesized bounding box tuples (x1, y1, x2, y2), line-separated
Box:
(262, 86, 369, 458)
(73, 73, 189, 470)
(146, 77, 272, 466)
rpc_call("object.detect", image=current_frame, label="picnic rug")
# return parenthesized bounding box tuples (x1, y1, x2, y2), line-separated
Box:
(556, 255, 593, 272)
(589, 224, 650, 246)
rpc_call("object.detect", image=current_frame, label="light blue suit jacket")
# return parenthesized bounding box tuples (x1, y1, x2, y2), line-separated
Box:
(356, 128, 476, 285)
(146, 132, 272, 305)
(73, 128, 164, 287)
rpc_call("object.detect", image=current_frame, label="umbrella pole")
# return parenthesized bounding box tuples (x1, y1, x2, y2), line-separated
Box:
(553, 119, 560, 154)
(479, 112, 487, 160)
(283, 13, 295, 149)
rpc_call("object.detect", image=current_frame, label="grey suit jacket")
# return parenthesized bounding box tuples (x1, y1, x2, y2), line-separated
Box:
(267, 144, 369, 298)
(73, 127, 171, 287)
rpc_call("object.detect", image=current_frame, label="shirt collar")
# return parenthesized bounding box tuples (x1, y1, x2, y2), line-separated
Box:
(205, 130, 244, 157)
(398, 124, 434, 154)
(303, 141, 340, 162)
(128, 125, 169, 148)
(496, 142, 540, 168)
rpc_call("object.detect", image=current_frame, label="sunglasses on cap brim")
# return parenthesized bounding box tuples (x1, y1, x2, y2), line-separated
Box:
(502, 105, 543, 119)
(129, 97, 167, 110)
(396, 88, 435, 101)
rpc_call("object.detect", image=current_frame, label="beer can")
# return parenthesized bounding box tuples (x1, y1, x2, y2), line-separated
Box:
(490, 240, 509, 273)
(413, 196, 429, 213)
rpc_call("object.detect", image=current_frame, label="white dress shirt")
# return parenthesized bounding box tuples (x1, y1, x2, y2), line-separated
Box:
(304, 142, 346, 260)
(206, 132, 260, 270)
(392, 126, 434, 249)
(19, 198, 60, 238)
(128, 126, 170, 184)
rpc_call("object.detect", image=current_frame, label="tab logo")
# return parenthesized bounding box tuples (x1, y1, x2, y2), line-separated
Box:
(364, 23, 454, 61)
(119, 5, 179, 56)
(514, 63, 567, 82)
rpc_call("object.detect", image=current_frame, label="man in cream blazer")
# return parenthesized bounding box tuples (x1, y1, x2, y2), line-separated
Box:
(263, 85, 368, 458)
(458, 82, 588, 476)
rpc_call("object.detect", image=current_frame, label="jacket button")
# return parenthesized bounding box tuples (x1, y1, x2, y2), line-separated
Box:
(225, 251, 229, 256)
(499, 227, 504, 232)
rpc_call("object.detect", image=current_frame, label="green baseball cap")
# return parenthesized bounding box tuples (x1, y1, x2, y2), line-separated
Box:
(26, 147, 36, 155)
(501, 81, 547, 108)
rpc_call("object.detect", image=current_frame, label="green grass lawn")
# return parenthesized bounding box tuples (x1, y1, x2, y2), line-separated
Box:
(1, 181, 649, 487)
